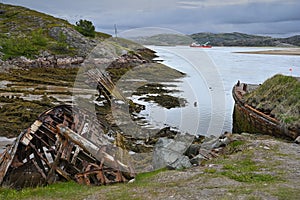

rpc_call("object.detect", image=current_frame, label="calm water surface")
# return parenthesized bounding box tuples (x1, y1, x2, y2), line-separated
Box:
(141, 46, 300, 136)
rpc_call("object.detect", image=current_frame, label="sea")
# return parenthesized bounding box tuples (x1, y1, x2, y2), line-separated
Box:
(137, 46, 300, 137)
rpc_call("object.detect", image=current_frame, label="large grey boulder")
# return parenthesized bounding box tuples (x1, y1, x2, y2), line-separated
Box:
(152, 133, 194, 170)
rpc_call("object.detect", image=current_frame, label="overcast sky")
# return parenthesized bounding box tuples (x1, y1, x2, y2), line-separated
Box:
(2, 0, 300, 37)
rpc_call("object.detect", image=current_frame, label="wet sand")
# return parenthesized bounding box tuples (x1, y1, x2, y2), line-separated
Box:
(236, 48, 300, 56)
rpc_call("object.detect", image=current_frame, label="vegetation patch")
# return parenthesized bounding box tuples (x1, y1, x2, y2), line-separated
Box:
(0, 67, 79, 137)
(0, 97, 54, 137)
(205, 140, 282, 185)
(0, 30, 45, 60)
(0, 67, 79, 87)
(132, 83, 185, 109)
(0, 181, 98, 200)
(0, 3, 110, 60)
(133, 83, 179, 95)
(134, 168, 168, 183)
(75, 19, 95, 38)
(223, 140, 247, 154)
(139, 94, 186, 109)
(271, 187, 300, 200)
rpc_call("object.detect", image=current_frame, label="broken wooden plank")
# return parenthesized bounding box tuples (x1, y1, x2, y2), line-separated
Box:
(56, 124, 135, 176)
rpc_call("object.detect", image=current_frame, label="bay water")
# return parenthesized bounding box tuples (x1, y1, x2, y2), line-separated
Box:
(139, 46, 300, 137)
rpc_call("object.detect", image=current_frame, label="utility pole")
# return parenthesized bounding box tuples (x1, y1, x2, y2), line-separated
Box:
(114, 24, 118, 39)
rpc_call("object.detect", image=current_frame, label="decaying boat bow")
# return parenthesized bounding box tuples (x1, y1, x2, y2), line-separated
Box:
(0, 105, 135, 188)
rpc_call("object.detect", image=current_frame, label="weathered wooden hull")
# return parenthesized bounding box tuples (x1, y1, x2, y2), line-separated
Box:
(232, 82, 299, 140)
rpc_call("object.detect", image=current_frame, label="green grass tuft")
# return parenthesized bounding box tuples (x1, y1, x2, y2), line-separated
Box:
(0, 181, 98, 200)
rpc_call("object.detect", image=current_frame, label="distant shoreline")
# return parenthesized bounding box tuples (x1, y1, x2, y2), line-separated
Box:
(235, 48, 300, 56)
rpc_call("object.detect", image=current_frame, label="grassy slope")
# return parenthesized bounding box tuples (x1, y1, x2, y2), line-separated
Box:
(0, 3, 70, 35)
(0, 3, 111, 59)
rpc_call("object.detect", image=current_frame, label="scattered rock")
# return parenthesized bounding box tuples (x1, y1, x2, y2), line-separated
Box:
(152, 134, 194, 170)
(185, 143, 201, 158)
(190, 154, 207, 166)
(295, 136, 300, 144)
(201, 133, 232, 150)
(128, 178, 135, 184)
(167, 156, 192, 169)
(152, 132, 236, 169)
(4, 55, 85, 68)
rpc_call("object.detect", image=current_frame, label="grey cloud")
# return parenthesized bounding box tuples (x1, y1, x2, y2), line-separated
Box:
(2, 0, 300, 36)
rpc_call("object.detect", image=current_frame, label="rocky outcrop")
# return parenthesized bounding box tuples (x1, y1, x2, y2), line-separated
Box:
(49, 27, 98, 57)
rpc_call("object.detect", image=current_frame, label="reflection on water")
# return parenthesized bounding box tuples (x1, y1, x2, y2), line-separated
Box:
(138, 46, 300, 136)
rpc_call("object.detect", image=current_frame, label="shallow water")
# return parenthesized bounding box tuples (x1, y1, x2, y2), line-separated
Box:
(138, 46, 300, 136)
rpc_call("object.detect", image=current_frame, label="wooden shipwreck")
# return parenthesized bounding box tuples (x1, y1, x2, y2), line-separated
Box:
(0, 105, 135, 188)
(232, 81, 299, 140)
(0, 69, 136, 189)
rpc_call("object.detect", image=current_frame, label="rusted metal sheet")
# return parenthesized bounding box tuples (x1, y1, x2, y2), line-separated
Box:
(0, 105, 135, 189)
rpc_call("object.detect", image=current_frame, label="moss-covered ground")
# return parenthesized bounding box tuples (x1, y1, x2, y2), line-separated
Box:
(245, 74, 300, 129)
(0, 67, 79, 137)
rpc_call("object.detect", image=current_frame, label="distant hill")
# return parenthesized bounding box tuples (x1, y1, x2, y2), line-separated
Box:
(279, 35, 300, 47)
(126, 32, 300, 47)
(129, 34, 194, 46)
(190, 32, 300, 47)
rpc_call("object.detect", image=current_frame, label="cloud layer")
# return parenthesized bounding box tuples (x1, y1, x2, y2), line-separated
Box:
(3, 0, 300, 36)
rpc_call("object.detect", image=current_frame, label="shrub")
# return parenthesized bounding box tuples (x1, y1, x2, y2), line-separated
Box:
(0, 29, 48, 60)
(75, 19, 95, 37)
(0, 36, 38, 60)
(31, 28, 48, 47)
